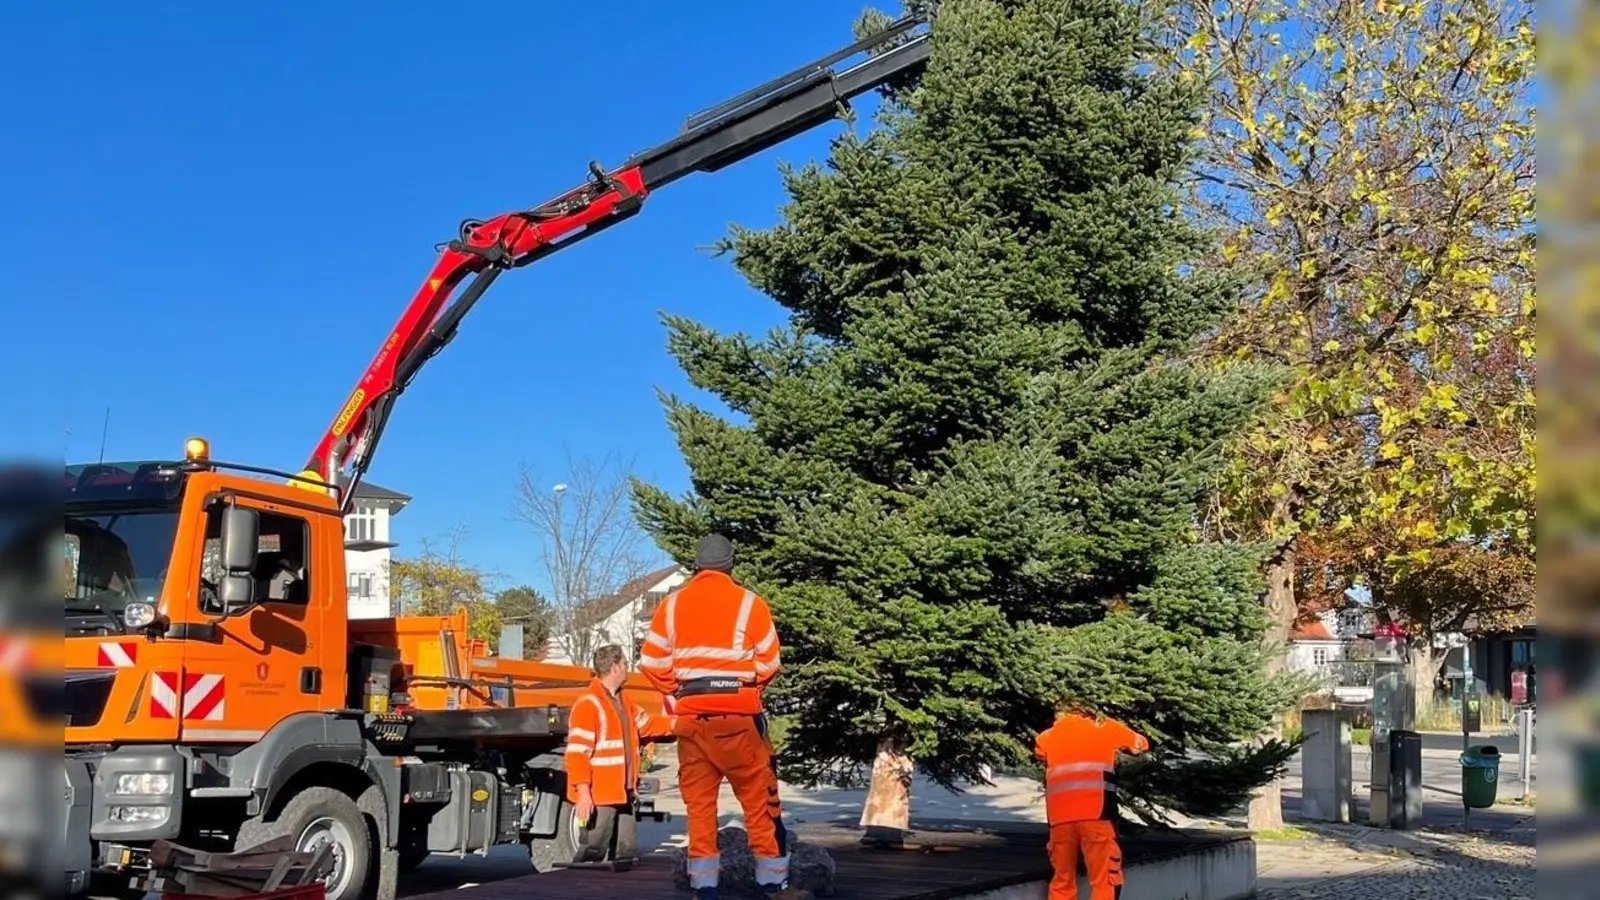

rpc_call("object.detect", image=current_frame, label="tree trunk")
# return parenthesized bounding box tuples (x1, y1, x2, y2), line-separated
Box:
(859, 734, 914, 845)
(1408, 640, 1447, 727)
(1247, 541, 1297, 832)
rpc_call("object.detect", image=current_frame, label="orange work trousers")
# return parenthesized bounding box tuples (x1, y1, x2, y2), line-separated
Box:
(1047, 820, 1124, 900)
(676, 715, 788, 889)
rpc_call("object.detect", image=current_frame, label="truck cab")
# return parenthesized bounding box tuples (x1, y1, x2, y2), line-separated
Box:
(62, 447, 664, 900)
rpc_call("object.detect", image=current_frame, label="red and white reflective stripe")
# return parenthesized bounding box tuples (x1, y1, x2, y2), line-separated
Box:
(97, 642, 138, 668)
(0, 637, 32, 669)
(151, 672, 226, 721)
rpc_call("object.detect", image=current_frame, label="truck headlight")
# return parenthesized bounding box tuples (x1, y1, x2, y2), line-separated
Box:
(109, 806, 170, 824)
(113, 773, 173, 796)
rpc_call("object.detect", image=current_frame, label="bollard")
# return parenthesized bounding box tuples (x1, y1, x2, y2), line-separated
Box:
(1516, 706, 1535, 799)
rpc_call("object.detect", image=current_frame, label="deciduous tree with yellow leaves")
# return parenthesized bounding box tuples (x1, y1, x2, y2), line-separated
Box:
(1154, 0, 1535, 829)
(390, 527, 504, 644)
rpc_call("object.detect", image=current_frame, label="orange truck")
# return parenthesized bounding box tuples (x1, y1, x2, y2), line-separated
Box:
(63, 453, 670, 900)
(57, 16, 931, 900)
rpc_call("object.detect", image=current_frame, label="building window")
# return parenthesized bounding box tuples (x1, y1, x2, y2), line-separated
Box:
(347, 573, 374, 600)
(1312, 647, 1329, 667)
(1510, 639, 1534, 668)
(346, 506, 377, 543)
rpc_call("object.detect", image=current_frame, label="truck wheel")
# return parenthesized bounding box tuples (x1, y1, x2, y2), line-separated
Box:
(527, 799, 581, 873)
(528, 802, 618, 873)
(239, 787, 372, 900)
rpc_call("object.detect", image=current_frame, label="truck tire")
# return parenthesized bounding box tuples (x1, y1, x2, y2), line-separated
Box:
(237, 787, 372, 900)
(528, 801, 618, 873)
(527, 799, 582, 874)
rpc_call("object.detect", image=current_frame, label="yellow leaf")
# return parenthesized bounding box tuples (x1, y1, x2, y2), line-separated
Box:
(1380, 442, 1402, 460)
(1322, 339, 1341, 352)
(1309, 435, 1330, 452)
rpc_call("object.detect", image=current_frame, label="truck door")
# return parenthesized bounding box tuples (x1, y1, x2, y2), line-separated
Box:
(178, 496, 340, 740)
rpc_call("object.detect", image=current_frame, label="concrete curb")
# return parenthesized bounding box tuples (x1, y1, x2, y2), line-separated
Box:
(955, 837, 1256, 900)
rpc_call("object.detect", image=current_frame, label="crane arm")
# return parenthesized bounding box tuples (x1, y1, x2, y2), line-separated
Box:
(299, 15, 932, 508)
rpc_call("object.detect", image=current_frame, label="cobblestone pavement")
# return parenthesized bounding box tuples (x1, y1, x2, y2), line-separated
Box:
(1255, 817, 1536, 900)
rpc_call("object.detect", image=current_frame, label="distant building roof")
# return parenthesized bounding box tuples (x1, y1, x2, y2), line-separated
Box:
(1291, 620, 1335, 641)
(577, 565, 683, 624)
(346, 479, 411, 513)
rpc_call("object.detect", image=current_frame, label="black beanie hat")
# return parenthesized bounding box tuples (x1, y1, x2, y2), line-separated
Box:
(695, 533, 735, 573)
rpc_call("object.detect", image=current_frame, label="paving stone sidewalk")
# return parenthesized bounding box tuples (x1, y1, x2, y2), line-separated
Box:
(1253, 816, 1536, 899)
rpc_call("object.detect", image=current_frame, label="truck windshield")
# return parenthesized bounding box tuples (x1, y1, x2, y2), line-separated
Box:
(63, 508, 180, 633)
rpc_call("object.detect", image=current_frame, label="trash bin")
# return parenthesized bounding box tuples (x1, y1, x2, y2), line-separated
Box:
(1460, 744, 1502, 809)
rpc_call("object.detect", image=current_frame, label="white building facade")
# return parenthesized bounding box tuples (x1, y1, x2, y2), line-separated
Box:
(542, 566, 687, 665)
(342, 481, 411, 620)
(1288, 607, 1375, 704)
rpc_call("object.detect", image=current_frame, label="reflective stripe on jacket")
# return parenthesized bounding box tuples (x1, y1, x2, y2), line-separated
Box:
(637, 570, 781, 716)
(1034, 712, 1150, 824)
(564, 679, 675, 806)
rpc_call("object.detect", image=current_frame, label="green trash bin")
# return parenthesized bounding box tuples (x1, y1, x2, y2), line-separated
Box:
(1460, 744, 1502, 809)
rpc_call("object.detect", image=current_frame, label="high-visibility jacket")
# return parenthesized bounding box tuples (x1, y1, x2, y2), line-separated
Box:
(1034, 712, 1150, 824)
(638, 570, 782, 716)
(564, 679, 676, 806)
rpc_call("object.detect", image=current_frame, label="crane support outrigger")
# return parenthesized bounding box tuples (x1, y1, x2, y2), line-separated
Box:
(302, 15, 932, 508)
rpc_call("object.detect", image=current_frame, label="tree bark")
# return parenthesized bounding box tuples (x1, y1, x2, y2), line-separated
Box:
(1408, 640, 1447, 726)
(1247, 540, 1297, 832)
(859, 734, 914, 845)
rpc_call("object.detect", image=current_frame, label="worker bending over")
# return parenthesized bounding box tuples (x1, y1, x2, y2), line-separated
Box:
(565, 644, 677, 840)
(640, 534, 796, 900)
(1034, 701, 1151, 900)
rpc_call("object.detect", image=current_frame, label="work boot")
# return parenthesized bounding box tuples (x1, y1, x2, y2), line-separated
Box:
(759, 884, 811, 900)
(692, 888, 719, 900)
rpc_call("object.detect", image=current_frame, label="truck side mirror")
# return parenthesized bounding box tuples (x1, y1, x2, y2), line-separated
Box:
(218, 505, 260, 616)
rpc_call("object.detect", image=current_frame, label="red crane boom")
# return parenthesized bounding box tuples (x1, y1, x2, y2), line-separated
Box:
(298, 15, 932, 508)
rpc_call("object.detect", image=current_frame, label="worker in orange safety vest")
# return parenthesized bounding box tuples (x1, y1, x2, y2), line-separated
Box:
(639, 534, 797, 900)
(565, 644, 677, 838)
(1034, 701, 1151, 900)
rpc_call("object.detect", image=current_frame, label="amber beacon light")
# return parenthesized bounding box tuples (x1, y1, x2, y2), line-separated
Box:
(183, 436, 211, 462)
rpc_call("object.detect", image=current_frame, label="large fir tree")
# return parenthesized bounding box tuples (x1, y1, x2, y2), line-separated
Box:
(634, 0, 1299, 824)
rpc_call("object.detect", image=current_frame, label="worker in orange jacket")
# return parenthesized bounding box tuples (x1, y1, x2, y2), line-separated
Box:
(565, 644, 677, 836)
(1034, 701, 1151, 900)
(639, 534, 796, 900)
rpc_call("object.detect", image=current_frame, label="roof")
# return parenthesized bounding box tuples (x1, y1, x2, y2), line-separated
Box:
(579, 565, 684, 624)
(1290, 620, 1335, 641)
(346, 478, 411, 512)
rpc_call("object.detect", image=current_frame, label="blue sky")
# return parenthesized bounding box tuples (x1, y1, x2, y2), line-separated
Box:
(8, 2, 897, 588)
